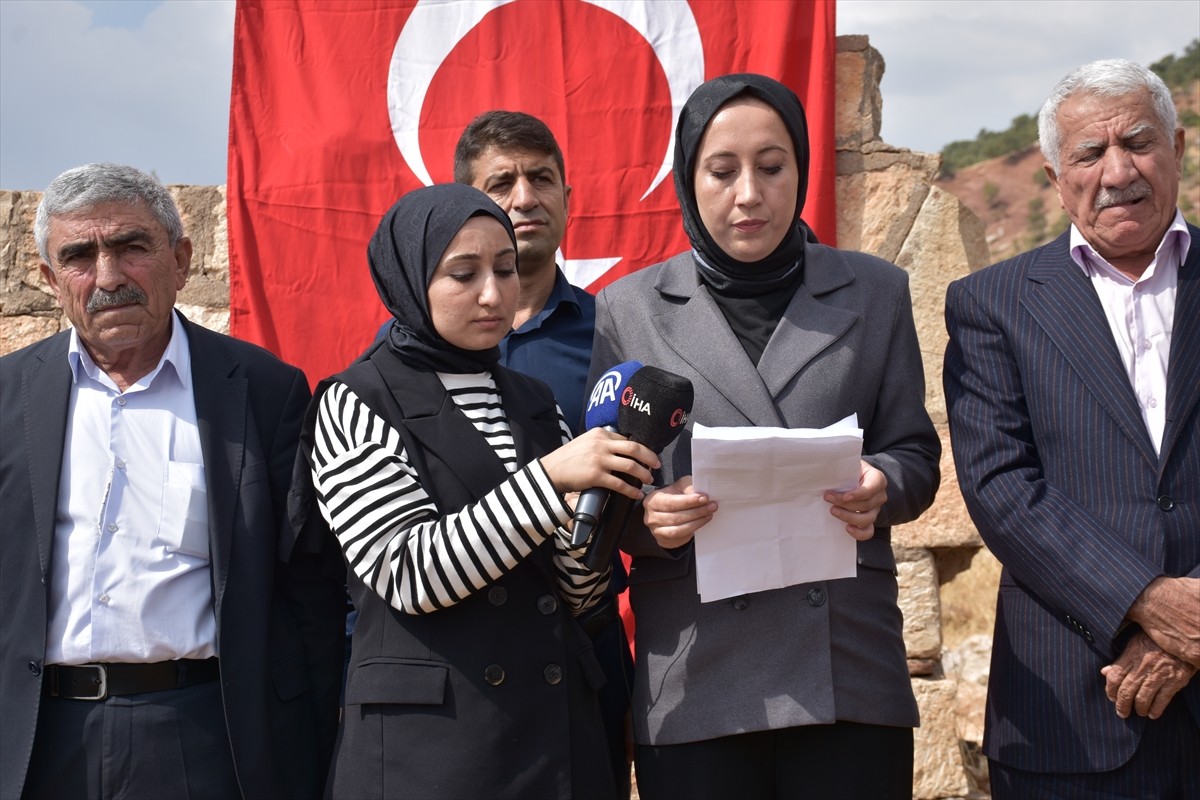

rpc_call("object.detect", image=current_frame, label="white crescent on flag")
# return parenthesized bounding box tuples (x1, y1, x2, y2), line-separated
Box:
(387, 0, 703, 200)
(388, 0, 704, 286)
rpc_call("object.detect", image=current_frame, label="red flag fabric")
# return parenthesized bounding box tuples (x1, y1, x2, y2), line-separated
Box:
(227, 0, 836, 386)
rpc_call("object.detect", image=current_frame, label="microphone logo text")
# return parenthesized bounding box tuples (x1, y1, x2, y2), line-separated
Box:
(621, 387, 652, 415)
(588, 369, 623, 410)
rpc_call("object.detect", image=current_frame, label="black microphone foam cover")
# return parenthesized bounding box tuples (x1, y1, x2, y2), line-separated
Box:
(617, 366, 694, 453)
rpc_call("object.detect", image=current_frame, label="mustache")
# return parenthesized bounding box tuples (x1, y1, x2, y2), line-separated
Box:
(86, 285, 148, 313)
(1095, 181, 1151, 211)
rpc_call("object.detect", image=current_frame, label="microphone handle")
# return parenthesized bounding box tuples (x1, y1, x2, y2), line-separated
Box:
(583, 472, 641, 573)
(569, 425, 617, 546)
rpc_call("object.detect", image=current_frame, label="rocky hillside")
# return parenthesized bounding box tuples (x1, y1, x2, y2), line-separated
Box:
(937, 79, 1200, 264)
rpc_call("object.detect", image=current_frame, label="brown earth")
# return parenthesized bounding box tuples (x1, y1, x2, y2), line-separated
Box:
(937, 80, 1200, 265)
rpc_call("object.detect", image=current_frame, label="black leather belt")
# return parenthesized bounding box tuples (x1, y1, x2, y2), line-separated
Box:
(45, 658, 220, 700)
(578, 595, 619, 638)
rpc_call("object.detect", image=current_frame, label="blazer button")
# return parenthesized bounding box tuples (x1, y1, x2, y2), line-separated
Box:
(537, 595, 558, 615)
(543, 664, 563, 685)
(28, 661, 41, 676)
(484, 664, 505, 686)
(807, 588, 827, 607)
(488, 585, 508, 606)
(732, 596, 750, 611)
(1157, 495, 1175, 511)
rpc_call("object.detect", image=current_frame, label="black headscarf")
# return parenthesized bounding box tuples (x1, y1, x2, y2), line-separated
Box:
(674, 73, 811, 299)
(369, 183, 517, 373)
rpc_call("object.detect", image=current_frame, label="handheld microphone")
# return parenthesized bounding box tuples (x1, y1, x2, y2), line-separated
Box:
(570, 361, 643, 546)
(583, 365, 694, 571)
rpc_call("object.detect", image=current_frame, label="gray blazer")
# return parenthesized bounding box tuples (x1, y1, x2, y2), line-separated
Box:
(589, 245, 940, 746)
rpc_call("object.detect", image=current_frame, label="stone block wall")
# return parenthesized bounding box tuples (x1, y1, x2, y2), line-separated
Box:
(1, 36, 998, 800)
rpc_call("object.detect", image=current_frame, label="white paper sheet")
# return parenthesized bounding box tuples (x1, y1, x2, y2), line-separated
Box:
(690, 415, 863, 603)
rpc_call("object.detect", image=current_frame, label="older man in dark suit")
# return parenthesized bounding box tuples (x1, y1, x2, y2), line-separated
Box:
(945, 60, 1199, 798)
(0, 163, 344, 799)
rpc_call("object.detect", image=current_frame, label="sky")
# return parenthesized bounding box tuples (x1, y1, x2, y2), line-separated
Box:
(0, 0, 1197, 191)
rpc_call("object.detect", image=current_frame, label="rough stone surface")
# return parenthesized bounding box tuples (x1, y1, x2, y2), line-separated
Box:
(1, 314, 61, 355)
(912, 677, 971, 800)
(895, 185, 991, 423)
(176, 304, 230, 335)
(836, 164, 932, 262)
(943, 633, 993, 745)
(897, 546, 942, 660)
(835, 45, 883, 151)
(894, 424, 980, 552)
(939, 547, 1002, 646)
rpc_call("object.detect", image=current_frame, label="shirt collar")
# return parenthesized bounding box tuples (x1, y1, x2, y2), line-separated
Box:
(515, 267, 581, 333)
(1069, 209, 1190, 281)
(68, 310, 192, 392)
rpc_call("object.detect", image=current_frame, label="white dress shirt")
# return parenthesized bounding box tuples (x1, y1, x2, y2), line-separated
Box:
(1069, 210, 1189, 456)
(46, 312, 217, 665)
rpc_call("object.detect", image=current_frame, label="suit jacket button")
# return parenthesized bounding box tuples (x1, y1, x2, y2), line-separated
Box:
(28, 661, 41, 676)
(537, 595, 558, 615)
(732, 596, 749, 611)
(488, 586, 508, 606)
(808, 588, 827, 607)
(1157, 495, 1175, 511)
(484, 664, 505, 686)
(543, 664, 563, 685)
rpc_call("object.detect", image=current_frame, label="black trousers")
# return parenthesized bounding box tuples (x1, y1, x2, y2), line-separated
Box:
(22, 680, 240, 800)
(990, 699, 1200, 800)
(635, 721, 913, 800)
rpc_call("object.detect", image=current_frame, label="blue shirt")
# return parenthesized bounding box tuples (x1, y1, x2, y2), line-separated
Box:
(374, 267, 595, 435)
(499, 268, 595, 436)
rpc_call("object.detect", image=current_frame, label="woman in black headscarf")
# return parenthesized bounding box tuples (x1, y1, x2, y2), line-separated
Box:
(306, 184, 656, 799)
(587, 75, 941, 798)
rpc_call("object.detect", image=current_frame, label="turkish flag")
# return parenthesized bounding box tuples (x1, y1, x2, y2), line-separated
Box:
(227, 0, 836, 386)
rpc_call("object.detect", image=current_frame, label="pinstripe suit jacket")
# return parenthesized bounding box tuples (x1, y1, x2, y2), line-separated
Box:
(944, 226, 1200, 773)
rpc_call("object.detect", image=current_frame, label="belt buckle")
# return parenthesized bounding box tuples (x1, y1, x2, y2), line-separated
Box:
(75, 664, 108, 700)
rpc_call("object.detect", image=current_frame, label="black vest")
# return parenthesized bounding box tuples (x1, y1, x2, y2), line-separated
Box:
(316, 349, 615, 800)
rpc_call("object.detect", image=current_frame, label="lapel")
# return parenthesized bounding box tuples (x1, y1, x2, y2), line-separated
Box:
(22, 334, 73, 579)
(492, 367, 563, 465)
(758, 244, 859, 398)
(649, 254, 779, 426)
(1161, 226, 1200, 468)
(184, 318, 244, 614)
(648, 248, 858, 426)
(1021, 233, 1158, 467)
(374, 355, 510, 505)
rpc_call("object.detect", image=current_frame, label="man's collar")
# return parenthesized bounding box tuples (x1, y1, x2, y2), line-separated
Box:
(1069, 209, 1190, 279)
(544, 266, 581, 313)
(68, 310, 192, 392)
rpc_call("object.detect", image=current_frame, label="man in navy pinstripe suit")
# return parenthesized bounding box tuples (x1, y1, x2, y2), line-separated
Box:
(945, 60, 1199, 798)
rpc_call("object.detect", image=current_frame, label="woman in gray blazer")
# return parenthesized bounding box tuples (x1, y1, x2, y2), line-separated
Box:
(588, 74, 940, 799)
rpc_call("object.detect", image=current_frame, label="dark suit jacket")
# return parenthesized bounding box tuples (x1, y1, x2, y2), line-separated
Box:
(589, 245, 940, 746)
(0, 314, 344, 799)
(315, 352, 613, 799)
(944, 227, 1200, 773)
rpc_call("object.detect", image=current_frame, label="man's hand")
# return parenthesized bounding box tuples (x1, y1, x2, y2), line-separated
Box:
(1126, 577, 1200, 667)
(1101, 630, 1196, 719)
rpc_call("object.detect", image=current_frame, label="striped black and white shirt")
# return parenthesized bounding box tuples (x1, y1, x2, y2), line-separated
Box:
(311, 371, 608, 616)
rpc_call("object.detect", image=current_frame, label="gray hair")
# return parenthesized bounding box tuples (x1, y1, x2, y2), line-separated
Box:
(34, 163, 185, 263)
(1038, 59, 1177, 173)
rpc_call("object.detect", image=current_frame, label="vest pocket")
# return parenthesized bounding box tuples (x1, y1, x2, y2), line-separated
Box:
(345, 658, 448, 706)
